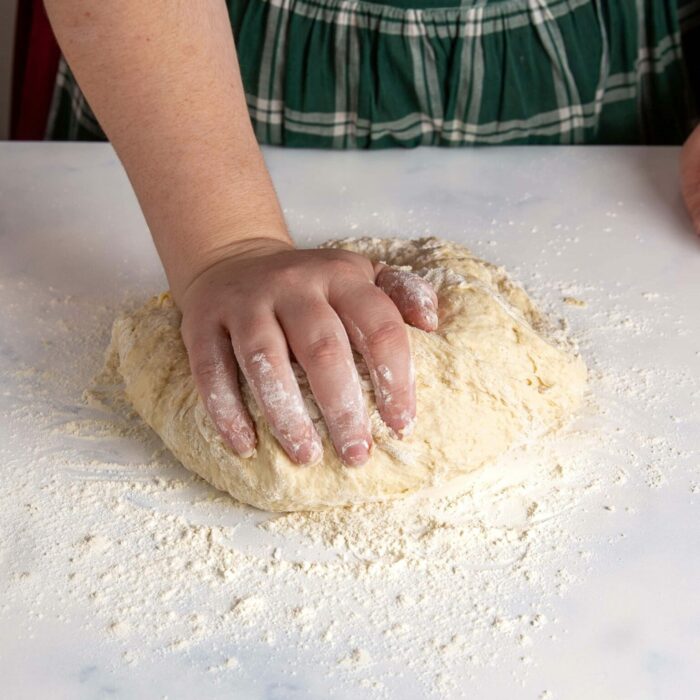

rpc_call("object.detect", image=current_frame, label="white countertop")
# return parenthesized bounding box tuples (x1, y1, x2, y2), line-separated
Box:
(1, 143, 699, 700)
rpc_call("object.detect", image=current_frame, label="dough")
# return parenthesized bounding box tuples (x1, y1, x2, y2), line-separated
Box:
(107, 237, 586, 512)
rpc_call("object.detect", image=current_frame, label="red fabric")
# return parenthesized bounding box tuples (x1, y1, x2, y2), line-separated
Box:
(11, 0, 61, 140)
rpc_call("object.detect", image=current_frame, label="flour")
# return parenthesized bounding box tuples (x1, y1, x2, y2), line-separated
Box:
(2, 230, 698, 698)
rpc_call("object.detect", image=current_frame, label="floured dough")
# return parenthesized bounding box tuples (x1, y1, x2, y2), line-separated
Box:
(106, 237, 586, 511)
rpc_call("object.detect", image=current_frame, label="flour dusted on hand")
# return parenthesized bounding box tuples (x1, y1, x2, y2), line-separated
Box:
(105, 237, 587, 511)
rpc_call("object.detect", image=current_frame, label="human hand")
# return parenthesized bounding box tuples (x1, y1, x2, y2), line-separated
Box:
(178, 238, 438, 467)
(681, 123, 700, 235)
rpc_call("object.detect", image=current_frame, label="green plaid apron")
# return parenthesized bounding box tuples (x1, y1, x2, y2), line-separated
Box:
(47, 0, 700, 147)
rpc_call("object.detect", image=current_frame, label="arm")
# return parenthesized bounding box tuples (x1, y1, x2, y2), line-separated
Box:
(44, 0, 290, 294)
(46, 0, 438, 466)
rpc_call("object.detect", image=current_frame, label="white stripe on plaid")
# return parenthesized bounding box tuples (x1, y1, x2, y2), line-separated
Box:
(246, 18, 680, 142)
(46, 1, 697, 145)
(406, 10, 435, 145)
(46, 61, 102, 139)
(246, 67, 667, 143)
(257, 0, 593, 37)
(452, 5, 484, 141)
(529, 0, 584, 144)
(256, 0, 293, 143)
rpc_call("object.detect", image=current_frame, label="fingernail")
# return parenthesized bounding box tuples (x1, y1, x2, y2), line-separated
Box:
(222, 425, 256, 458)
(295, 438, 323, 466)
(391, 412, 415, 439)
(341, 439, 370, 467)
(231, 437, 256, 459)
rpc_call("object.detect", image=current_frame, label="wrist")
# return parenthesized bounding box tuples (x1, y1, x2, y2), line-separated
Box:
(145, 149, 294, 301)
(173, 233, 295, 306)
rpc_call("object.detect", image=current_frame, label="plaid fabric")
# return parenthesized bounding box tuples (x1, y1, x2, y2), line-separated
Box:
(47, 0, 700, 147)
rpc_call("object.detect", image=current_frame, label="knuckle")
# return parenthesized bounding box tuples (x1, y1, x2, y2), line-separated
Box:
(230, 317, 279, 361)
(372, 368, 411, 407)
(305, 333, 346, 367)
(382, 382, 412, 406)
(330, 257, 364, 278)
(272, 264, 305, 288)
(190, 354, 224, 386)
(228, 312, 268, 339)
(180, 315, 213, 349)
(326, 408, 367, 433)
(377, 265, 402, 286)
(366, 320, 406, 354)
(240, 345, 287, 376)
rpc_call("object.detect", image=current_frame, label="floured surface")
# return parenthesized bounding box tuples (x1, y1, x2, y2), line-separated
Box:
(108, 237, 586, 511)
(1, 144, 699, 699)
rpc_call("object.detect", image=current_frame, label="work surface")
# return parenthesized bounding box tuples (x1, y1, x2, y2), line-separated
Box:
(1, 143, 699, 700)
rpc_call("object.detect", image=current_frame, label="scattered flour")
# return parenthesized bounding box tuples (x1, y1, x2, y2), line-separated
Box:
(1, 232, 698, 698)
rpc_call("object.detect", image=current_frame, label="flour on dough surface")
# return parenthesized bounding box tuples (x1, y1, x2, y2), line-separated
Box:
(106, 237, 587, 511)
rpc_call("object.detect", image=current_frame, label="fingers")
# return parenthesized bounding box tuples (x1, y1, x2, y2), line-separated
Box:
(228, 311, 323, 466)
(333, 283, 416, 438)
(182, 325, 256, 457)
(375, 264, 438, 331)
(277, 297, 372, 467)
(180, 251, 435, 469)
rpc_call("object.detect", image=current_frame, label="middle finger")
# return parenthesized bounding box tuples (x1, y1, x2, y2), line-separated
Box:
(276, 296, 372, 467)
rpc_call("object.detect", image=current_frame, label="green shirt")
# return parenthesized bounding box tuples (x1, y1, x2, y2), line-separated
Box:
(48, 0, 700, 147)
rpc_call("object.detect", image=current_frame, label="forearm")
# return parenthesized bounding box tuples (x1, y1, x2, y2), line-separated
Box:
(45, 0, 291, 299)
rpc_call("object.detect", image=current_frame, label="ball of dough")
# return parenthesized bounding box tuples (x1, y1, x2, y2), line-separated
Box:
(107, 237, 586, 512)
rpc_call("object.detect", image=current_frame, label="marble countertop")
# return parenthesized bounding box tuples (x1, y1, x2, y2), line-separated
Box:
(0, 143, 698, 699)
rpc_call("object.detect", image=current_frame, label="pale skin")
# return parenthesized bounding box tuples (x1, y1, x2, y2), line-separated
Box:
(46, 0, 700, 466)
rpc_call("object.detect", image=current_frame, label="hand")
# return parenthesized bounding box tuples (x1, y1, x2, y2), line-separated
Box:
(178, 238, 439, 467)
(681, 123, 700, 235)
